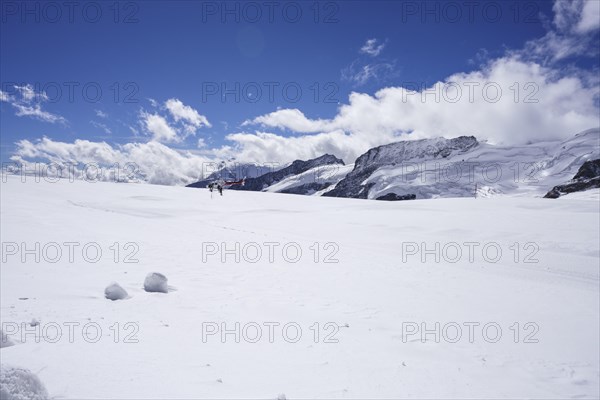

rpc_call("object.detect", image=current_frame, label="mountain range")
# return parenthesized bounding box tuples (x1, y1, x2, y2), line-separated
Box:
(187, 129, 600, 200)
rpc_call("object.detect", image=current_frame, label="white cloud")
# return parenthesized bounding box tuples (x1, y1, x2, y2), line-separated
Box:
(360, 38, 386, 57)
(95, 109, 108, 118)
(165, 98, 211, 130)
(343, 39, 396, 86)
(140, 112, 181, 143)
(11, 137, 214, 186)
(576, 0, 600, 33)
(90, 120, 112, 134)
(468, 48, 490, 66)
(12, 103, 66, 124)
(553, 0, 583, 32)
(341, 60, 397, 86)
(522, 0, 600, 62)
(553, 0, 600, 34)
(521, 31, 587, 62)
(244, 0, 599, 160)
(14, 84, 48, 102)
(244, 55, 599, 160)
(0, 90, 13, 102)
(244, 108, 332, 133)
(214, 130, 378, 166)
(137, 99, 211, 143)
(129, 125, 139, 135)
(2, 84, 66, 124)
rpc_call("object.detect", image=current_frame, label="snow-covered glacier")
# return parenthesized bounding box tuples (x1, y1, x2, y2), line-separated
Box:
(0, 173, 598, 398)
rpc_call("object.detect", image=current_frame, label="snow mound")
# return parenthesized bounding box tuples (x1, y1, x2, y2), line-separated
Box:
(0, 364, 48, 400)
(104, 282, 129, 301)
(0, 331, 16, 348)
(143, 273, 168, 293)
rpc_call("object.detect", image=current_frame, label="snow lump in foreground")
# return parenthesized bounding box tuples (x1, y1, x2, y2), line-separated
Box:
(143, 272, 168, 293)
(104, 282, 129, 301)
(0, 364, 48, 400)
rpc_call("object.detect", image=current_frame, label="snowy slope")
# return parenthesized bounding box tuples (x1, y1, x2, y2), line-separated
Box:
(227, 154, 345, 193)
(326, 129, 600, 200)
(265, 163, 354, 195)
(1, 176, 599, 399)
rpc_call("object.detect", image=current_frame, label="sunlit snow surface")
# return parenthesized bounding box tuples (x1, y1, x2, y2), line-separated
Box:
(1, 176, 598, 399)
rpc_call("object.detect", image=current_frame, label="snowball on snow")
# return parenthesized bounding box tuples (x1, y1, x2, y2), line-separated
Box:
(104, 282, 129, 300)
(0, 364, 49, 400)
(143, 273, 168, 293)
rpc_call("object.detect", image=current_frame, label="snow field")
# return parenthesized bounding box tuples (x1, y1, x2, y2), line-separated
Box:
(0, 175, 598, 398)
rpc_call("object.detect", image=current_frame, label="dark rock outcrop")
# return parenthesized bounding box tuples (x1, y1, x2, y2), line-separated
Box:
(376, 193, 417, 201)
(544, 159, 600, 198)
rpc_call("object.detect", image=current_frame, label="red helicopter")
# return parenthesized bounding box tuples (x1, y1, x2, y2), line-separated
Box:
(207, 178, 245, 195)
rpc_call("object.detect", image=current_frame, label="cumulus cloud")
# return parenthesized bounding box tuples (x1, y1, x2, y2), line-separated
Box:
(244, 108, 333, 133)
(140, 111, 180, 143)
(360, 38, 386, 57)
(137, 98, 211, 143)
(1, 84, 66, 124)
(165, 98, 211, 129)
(241, 0, 599, 160)
(215, 130, 382, 166)
(246, 55, 598, 158)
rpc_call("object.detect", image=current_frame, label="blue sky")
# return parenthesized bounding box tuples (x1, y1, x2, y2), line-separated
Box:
(1, 1, 599, 183)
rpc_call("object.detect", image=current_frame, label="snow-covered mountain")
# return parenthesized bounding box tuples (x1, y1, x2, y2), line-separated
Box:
(231, 154, 345, 192)
(185, 154, 346, 194)
(264, 163, 354, 195)
(324, 129, 600, 200)
(186, 162, 279, 189)
(185, 129, 599, 200)
(324, 136, 479, 199)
